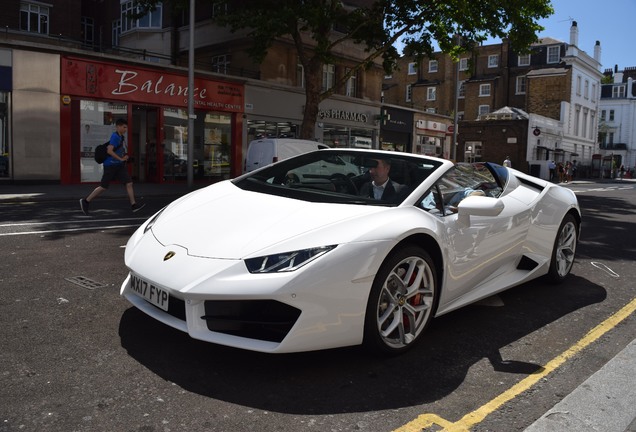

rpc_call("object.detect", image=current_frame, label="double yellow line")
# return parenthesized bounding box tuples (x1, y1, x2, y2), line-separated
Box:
(395, 297, 636, 432)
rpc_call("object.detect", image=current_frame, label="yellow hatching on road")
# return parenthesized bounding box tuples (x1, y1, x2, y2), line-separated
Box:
(394, 297, 636, 432)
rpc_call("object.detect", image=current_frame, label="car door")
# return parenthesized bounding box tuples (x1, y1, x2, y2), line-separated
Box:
(421, 165, 532, 307)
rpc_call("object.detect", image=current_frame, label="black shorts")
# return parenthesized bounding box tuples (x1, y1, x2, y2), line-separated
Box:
(101, 164, 132, 188)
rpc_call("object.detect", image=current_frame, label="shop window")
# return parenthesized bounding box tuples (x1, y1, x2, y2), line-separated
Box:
(247, 120, 299, 143)
(20, 2, 49, 34)
(323, 125, 373, 149)
(163, 108, 232, 181)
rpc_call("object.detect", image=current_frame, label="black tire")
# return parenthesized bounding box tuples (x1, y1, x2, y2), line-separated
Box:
(546, 213, 578, 283)
(363, 246, 438, 355)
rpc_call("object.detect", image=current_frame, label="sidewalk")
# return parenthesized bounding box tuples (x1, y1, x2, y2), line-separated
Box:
(0, 182, 200, 202)
(524, 339, 636, 432)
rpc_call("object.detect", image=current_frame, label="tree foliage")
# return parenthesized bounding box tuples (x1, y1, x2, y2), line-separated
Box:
(138, 0, 554, 139)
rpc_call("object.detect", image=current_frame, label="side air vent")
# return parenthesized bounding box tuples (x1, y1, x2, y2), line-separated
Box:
(517, 255, 539, 271)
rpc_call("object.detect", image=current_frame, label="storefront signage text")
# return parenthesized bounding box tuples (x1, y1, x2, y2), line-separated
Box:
(319, 109, 368, 123)
(416, 119, 447, 133)
(61, 58, 244, 113)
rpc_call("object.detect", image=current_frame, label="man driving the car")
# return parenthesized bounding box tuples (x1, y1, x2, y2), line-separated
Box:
(359, 158, 405, 201)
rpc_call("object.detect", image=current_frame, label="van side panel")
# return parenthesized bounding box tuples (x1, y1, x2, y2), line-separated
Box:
(245, 139, 322, 172)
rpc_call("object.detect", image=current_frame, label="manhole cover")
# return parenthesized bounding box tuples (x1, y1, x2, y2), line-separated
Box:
(65, 276, 108, 290)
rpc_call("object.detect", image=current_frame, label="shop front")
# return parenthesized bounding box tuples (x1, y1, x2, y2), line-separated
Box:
(379, 106, 413, 152)
(60, 57, 244, 184)
(414, 114, 451, 158)
(315, 99, 380, 149)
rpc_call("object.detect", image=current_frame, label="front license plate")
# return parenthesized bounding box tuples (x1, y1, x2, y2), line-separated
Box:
(130, 274, 169, 311)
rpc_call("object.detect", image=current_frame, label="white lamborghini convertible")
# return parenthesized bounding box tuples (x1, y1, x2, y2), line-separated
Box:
(121, 149, 580, 354)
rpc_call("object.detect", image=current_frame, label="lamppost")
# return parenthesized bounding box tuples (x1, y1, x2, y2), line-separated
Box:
(187, 0, 195, 189)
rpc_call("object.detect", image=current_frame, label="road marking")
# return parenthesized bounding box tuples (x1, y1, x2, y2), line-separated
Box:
(0, 224, 139, 236)
(0, 217, 146, 228)
(394, 297, 636, 432)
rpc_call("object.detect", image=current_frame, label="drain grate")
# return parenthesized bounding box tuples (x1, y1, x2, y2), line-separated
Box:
(65, 276, 108, 290)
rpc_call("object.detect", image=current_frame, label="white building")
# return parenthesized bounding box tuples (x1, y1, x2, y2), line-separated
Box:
(599, 69, 636, 172)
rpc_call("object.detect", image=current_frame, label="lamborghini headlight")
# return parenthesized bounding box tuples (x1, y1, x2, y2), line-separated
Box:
(245, 245, 336, 274)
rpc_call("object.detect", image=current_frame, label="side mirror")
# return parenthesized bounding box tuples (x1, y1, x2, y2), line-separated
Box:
(457, 196, 504, 225)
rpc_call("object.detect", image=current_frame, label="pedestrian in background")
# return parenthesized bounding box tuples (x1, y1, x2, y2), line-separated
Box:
(79, 118, 145, 215)
(548, 160, 556, 182)
(503, 156, 512, 167)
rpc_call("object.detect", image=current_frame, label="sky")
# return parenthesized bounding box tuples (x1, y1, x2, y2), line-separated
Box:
(533, 0, 636, 71)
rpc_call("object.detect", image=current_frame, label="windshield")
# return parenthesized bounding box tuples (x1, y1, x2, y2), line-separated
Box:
(233, 150, 444, 206)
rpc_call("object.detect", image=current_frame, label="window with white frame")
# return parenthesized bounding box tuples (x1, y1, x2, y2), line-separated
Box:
(426, 108, 436, 113)
(81, 17, 94, 45)
(479, 83, 491, 97)
(609, 110, 615, 121)
(428, 60, 438, 73)
(547, 46, 560, 64)
(574, 106, 580, 136)
(406, 84, 412, 102)
(408, 62, 417, 75)
(478, 105, 490, 116)
(488, 55, 499, 68)
(584, 79, 589, 99)
(576, 76, 582, 95)
(121, 1, 162, 32)
(20, 2, 49, 34)
(211, 55, 230, 74)
(458, 80, 466, 98)
(592, 83, 597, 101)
(613, 85, 626, 98)
(518, 54, 530, 66)
(345, 68, 357, 97)
(600, 110, 606, 120)
(457, 111, 465, 121)
(296, 64, 305, 88)
(516, 76, 526, 94)
(582, 109, 588, 139)
(112, 19, 121, 46)
(427, 86, 436, 101)
(322, 64, 335, 91)
(459, 58, 469, 71)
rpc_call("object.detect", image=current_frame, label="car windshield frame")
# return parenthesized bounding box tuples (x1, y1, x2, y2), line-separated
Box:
(233, 150, 445, 206)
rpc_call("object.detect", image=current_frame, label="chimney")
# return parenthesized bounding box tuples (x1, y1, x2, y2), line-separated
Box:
(594, 40, 601, 63)
(570, 20, 579, 46)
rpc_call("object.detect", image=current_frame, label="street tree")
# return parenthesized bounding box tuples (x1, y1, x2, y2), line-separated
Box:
(136, 0, 553, 139)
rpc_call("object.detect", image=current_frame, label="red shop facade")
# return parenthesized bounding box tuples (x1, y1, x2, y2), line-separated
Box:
(60, 56, 244, 185)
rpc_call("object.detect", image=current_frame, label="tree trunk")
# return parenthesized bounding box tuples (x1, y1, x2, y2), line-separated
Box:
(299, 61, 323, 140)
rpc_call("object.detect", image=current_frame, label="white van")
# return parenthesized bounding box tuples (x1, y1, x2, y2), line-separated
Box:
(245, 138, 326, 172)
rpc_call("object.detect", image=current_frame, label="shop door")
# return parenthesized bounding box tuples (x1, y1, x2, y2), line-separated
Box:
(132, 105, 160, 182)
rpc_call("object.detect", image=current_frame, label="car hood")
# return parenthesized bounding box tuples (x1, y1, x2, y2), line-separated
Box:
(151, 181, 385, 259)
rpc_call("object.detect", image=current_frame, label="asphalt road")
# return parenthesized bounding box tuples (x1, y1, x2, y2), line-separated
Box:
(1, 181, 635, 432)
